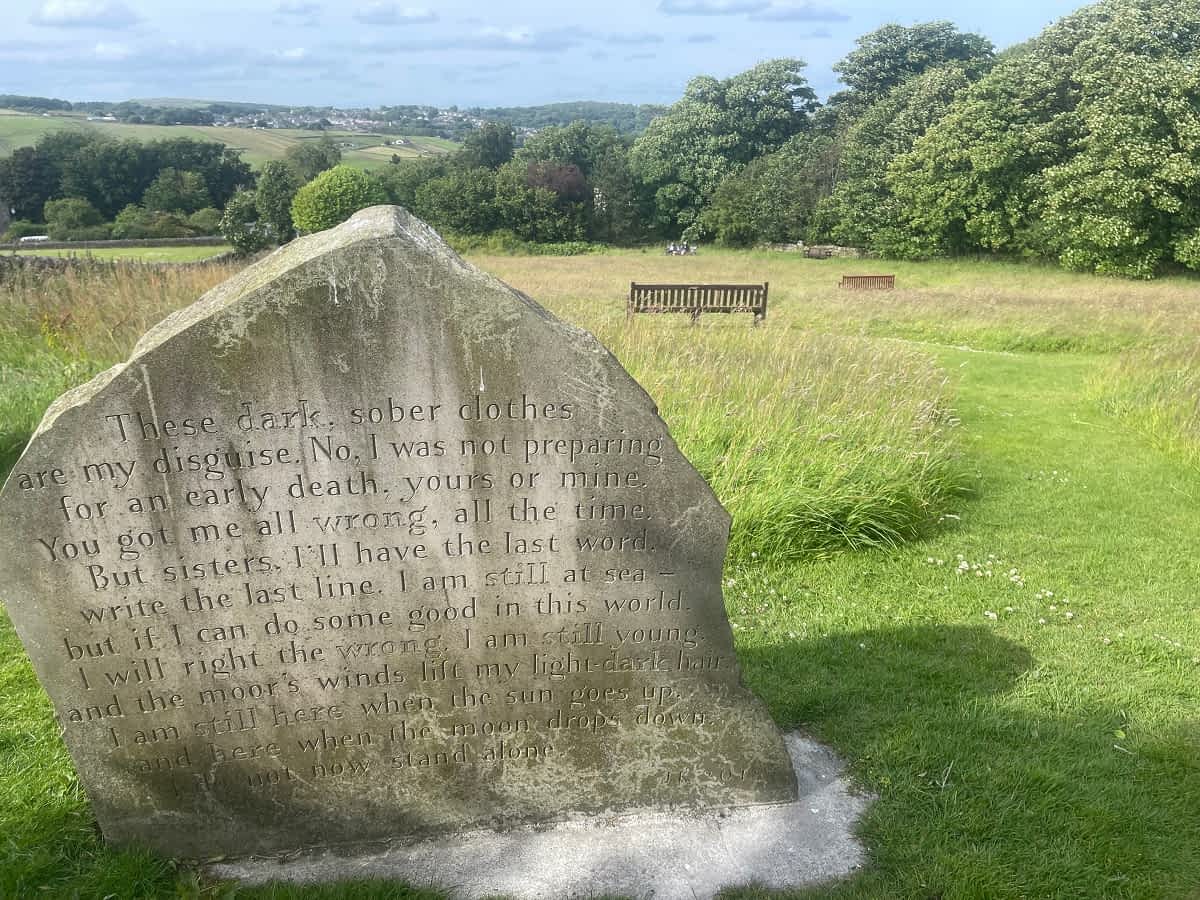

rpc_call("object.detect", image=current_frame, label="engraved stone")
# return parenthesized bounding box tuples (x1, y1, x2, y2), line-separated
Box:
(0, 206, 797, 859)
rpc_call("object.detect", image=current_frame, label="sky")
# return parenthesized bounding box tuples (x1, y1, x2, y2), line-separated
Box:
(0, 0, 1088, 108)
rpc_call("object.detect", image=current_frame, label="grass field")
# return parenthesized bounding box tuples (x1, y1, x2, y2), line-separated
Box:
(0, 247, 1198, 897)
(7, 245, 232, 262)
(0, 109, 456, 168)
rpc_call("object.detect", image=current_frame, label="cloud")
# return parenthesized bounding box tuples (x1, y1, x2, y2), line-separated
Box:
(658, 0, 767, 14)
(353, 3, 437, 25)
(30, 0, 140, 28)
(685, 32, 716, 43)
(275, 1, 320, 13)
(658, 0, 847, 20)
(599, 32, 665, 46)
(352, 26, 578, 54)
(749, 3, 848, 22)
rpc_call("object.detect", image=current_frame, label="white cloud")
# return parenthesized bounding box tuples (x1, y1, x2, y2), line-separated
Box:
(30, 0, 141, 28)
(276, 1, 321, 13)
(658, 0, 766, 15)
(92, 41, 133, 61)
(658, 0, 847, 20)
(749, 3, 849, 22)
(353, 3, 437, 25)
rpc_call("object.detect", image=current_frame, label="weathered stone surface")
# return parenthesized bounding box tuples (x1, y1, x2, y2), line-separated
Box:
(0, 206, 796, 860)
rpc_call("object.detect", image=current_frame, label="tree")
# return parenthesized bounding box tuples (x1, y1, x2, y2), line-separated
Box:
(284, 136, 342, 182)
(141, 168, 211, 214)
(890, 0, 1200, 275)
(291, 165, 387, 234)
(43, 197, 104, 239)
(412, 167, 498, 234)
(831, 21, 994, 116)
(457, 122, 515, 170)
(376, 156, 449, 209)
(630, 59, 816, 235)
(492, 161, 585, 243)
(255, 161, 302, 243)
(590, 146, 646, 245)
(825, 64, 976, 255)
(220, 190, 270, 254)
(0, 146, 57, 221)
(58, 138, 154, 219)
(515, 121, 622, 177)
(699, 132, 838, 245)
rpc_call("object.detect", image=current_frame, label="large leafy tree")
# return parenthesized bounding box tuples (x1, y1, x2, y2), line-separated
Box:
(515, 122, 645, 243)
(254, 161, 303, 243)
(413, 167, 499, 234)
(832, 21, 994, 113)
(59, 138, 154, 218)
(284, 136, 342, 183)
(891, 0, 1200, 275)
(0, 147, 57, 221)
(457, 122, 515, 170)
(826, 64, 976, 255)
(699, 132, 838, 245)
(141, 168, 211, 214)
(630, 59, 817, 235)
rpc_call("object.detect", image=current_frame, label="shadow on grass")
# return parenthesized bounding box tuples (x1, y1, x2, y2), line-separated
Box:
(726, 625, 1200, 898)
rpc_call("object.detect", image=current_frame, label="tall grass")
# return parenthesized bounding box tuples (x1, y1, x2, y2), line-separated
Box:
(1096, 341, 1200, 468)
(0, 261, 237, 471)
(600, 326, 964, 559)
(0, 254, 964, 561)
(477, 253, 967, 560)
(479, 249, 1200, 353)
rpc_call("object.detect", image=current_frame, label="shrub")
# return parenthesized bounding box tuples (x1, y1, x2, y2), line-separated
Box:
(2, 220, 45, 241)
(219, 191, 271, 255)
(291, 165, 387, 234)
(43, 198, 103, 240)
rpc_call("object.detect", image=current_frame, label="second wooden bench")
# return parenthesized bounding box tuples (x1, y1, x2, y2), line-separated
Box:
(839, 274, 895, 290)
(627, 282, 768, 323)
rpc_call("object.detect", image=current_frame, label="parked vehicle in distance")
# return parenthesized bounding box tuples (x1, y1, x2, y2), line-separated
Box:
(18, 235, 51, 244)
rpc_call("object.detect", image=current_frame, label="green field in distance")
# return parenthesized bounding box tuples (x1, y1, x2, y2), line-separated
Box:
(0, 109, 457, 169)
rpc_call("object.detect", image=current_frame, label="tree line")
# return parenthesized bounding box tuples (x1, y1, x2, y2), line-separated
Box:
(241, 0, 1198, 276)
(3, 0, 1196, 276)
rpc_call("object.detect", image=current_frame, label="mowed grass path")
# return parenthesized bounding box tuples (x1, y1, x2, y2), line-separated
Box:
(0, 251, 1197, 897)
(724, 349, 1200, 898)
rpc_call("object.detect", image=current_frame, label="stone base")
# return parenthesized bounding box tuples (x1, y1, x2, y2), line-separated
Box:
(206, 733, 872, 899)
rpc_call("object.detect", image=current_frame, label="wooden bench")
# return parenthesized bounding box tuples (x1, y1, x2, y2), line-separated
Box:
(627, 282, 768, 324)
(839, 274, 895, 290)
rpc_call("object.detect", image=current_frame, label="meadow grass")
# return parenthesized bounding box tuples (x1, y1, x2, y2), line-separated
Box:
(1094, 340, 1200, 469)
(479, 248, 1200, 353)
(8, 245, 233, 262)
(0, 247, 1198, 898)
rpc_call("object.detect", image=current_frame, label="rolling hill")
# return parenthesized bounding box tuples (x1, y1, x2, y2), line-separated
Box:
(0, 110, 456, 169)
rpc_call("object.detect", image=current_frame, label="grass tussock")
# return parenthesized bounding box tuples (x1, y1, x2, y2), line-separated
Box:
(601, 326, 964, 559)
(1096, 341, 1200, 467)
